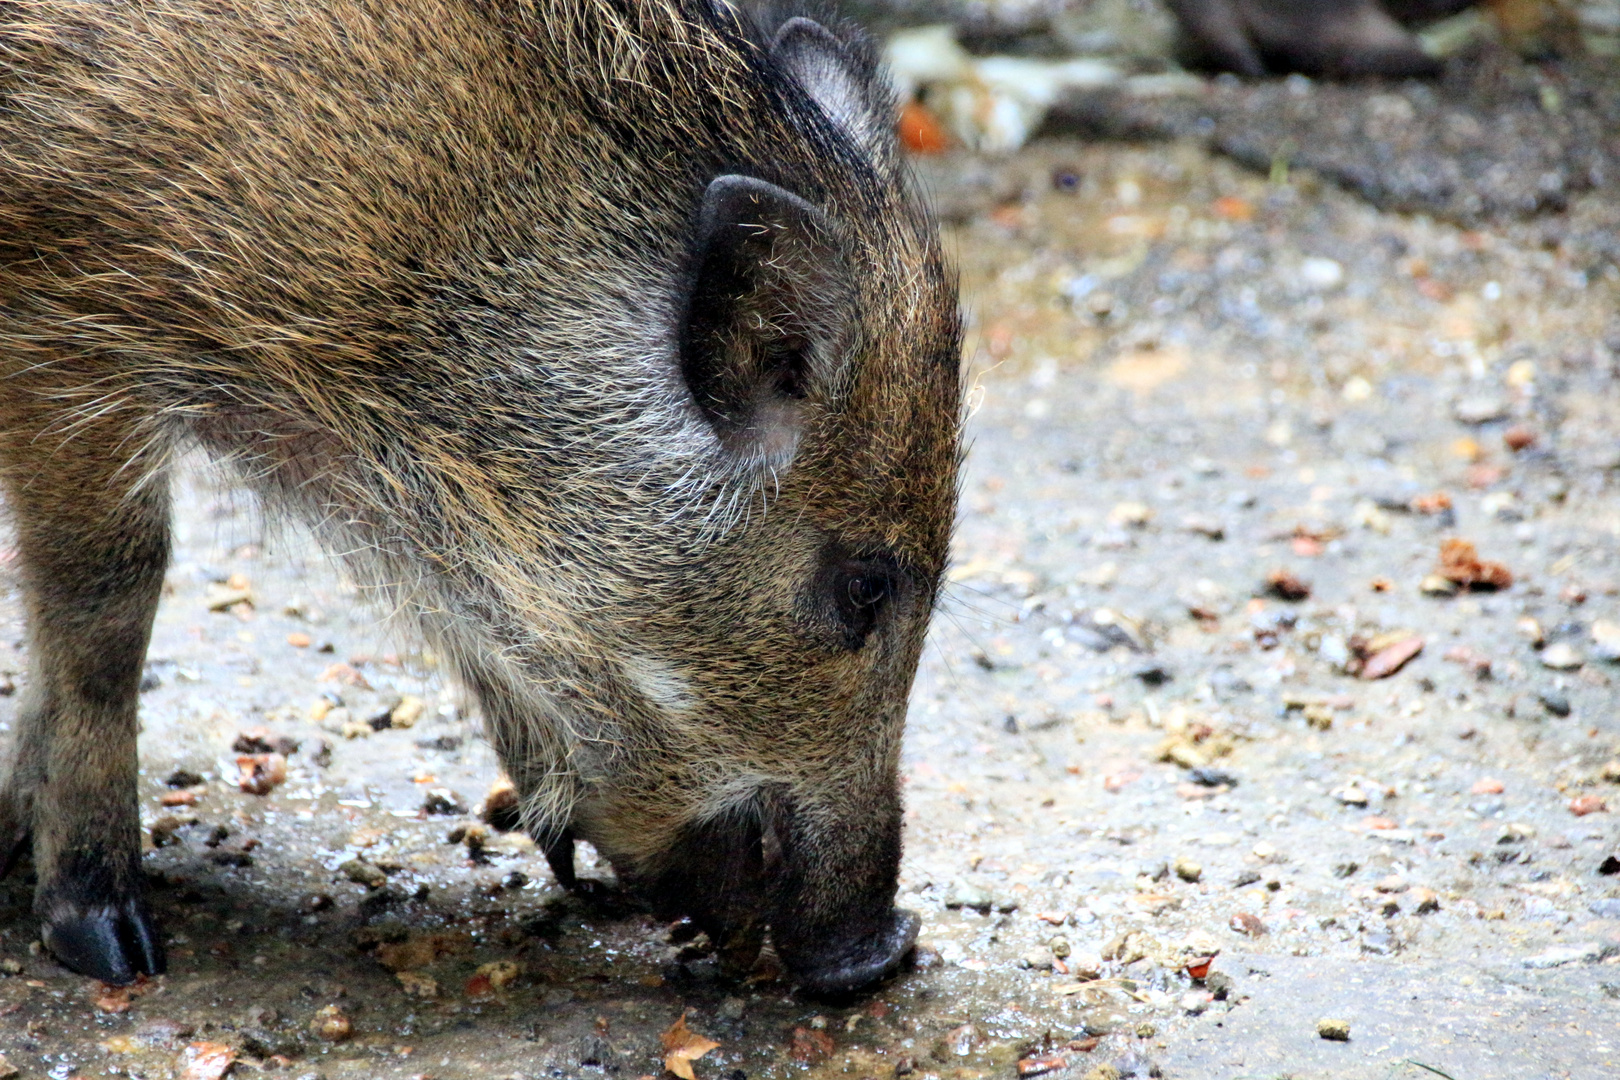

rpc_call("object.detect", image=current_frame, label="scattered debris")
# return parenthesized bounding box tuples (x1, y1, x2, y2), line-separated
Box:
(1435, 538, 1513, 591)
(1264, 568, 1311, 601)
(396, 970, 439, 999)
(177, 1042, 237, 1080)
(235, 753, 286, 796)
(1229, 912, 1266, 937)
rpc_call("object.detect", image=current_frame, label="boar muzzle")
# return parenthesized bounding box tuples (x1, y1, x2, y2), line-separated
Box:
(626, 789, 918, 996)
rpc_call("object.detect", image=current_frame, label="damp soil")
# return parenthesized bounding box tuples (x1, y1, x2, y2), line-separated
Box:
(3, 75, 1620, 1080)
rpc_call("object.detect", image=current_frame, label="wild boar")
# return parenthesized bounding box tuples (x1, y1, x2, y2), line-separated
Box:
(1168, 0, 1473, 77)
(0, 0, 960, 995)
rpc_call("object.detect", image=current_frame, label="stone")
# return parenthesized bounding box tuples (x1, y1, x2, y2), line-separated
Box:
(339, 859, 387, 889)
(1523, 944, 1600, 968)
(1540, 643, 1584, 671)
(1420, 574, 1459, 597)
(1300, 257, 1344, 290)
(1173, 856, 1202, 883)
(1020, 948, 1056, 971)
(1453, 397, 1508, 424)
(1591, 620, 1620, 662)
(944, 884, 994, 914)
(1317, 1018, 1351, 1041)
(1538, 690, 1572, 717)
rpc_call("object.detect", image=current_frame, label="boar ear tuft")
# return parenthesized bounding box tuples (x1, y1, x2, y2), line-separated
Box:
(681, 174, 851, 466)
(770, 17, 892, 156)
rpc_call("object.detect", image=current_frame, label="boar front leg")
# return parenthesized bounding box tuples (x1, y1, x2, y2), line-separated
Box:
(0, 416, 169, 985)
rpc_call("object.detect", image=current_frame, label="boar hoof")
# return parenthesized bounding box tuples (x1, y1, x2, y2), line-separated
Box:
(792, 907, 919, 998)
(542, 828, 577, 890)
(41, 898, 166, 985)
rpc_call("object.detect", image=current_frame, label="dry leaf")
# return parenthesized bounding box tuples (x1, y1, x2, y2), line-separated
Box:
(661, 1013, 720, 1079)
(1360, 636, 1424, 680)
(178, 1041, 237, 1080)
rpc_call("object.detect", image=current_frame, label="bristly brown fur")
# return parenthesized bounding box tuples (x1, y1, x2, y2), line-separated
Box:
(0, 0, 960, 992)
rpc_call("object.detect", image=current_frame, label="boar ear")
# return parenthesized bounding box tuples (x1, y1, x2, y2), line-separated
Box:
(681, 174, 851, 465)
(771, 17, 892, 156)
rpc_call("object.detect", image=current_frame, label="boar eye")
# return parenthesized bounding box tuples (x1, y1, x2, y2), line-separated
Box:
(829, 559, 900, 648)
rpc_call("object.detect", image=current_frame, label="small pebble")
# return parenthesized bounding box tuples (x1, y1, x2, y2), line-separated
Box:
(1020, 949, 1055, 971)
(1590, 619, 1620, 662)
(1538, 691, 1572, 717)
(339, 859, 387, 889)
(1540, 643, 1584, 671)
(944, 884, 994, 913)
(1173, 856, 1202, 883)
(1316, 1018, 1351, 1041)
(1419, 574, 1459, 597)
(1517, 616, 1546, 647)
(310, 1004, 352, 1041)
(1453, 397, 1507, 425)
(1568, 794, 1607, 817)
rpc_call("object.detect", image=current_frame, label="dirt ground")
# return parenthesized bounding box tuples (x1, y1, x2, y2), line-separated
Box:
(4, 52, 1620, 1080)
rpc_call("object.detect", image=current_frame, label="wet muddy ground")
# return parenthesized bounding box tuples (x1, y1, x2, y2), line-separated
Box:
(3, 58, 1620, 1080)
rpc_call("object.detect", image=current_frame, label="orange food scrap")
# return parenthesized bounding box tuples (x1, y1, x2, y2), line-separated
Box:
(897, 99, 950, 155)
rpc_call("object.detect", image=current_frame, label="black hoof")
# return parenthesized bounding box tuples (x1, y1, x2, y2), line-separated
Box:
(42, 898, 166, 985)
(541, 828, 578, 890)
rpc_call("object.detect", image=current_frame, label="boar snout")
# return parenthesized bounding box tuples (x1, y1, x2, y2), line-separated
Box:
(763, 789, 917, 996)
(774, 903, 920, 998)
(621, 785, 915, 995)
